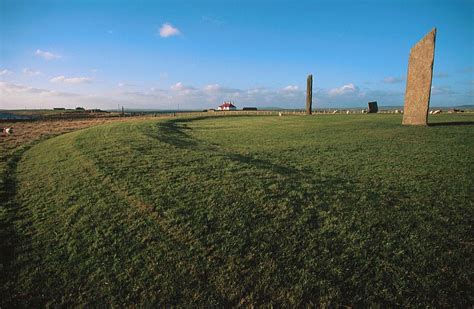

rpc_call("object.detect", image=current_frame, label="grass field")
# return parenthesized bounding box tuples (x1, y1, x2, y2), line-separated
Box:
(1, 114, 473, 306)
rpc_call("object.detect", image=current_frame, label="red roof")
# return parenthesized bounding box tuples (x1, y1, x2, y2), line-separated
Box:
(219, 102, 236, 108)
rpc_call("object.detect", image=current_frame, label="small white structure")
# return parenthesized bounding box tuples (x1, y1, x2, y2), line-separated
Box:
(218, 102, 237, 111)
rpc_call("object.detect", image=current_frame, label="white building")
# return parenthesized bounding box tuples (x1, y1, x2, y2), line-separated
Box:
(218, 102, 237, 111)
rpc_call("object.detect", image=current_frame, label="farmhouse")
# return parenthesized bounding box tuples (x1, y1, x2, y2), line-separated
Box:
(218, 102, 237, 111)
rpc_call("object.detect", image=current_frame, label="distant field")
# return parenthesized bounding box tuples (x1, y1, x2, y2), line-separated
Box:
(1, 114, 473, 306)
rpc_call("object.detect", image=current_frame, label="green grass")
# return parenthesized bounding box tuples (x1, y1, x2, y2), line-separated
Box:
(2, 114, 473, 306)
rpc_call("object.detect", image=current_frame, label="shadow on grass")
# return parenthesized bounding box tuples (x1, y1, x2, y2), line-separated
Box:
(145, 117, 416, 215)
(428, 121, 474, 127)
(0, 146, 31, 307)
(1, 135, 69, 307)
(225, 152, 302, 177)
(149, 117, 208, 149)
(150, 117, 307, 178)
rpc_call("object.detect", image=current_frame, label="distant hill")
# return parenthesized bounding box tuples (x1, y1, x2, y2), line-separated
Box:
(453, 104, 474, 108)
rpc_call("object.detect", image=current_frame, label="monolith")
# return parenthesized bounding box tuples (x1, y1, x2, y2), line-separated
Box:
(368, 101, 378, 113)
(402, 28, 436, 125)
(306, 74, 313, 115)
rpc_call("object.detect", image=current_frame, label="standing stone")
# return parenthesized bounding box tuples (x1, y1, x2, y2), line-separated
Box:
(402, 28, 436, 125)
(368, 101, 378, 113)
(306, 74, 313, 115)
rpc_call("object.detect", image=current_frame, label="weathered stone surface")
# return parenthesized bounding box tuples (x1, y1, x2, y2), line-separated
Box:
(306, 74, 313, 115)
(368, 101, 378, 113)
(402, 28, 436, 125)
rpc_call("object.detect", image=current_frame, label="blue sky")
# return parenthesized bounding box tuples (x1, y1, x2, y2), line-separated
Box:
(1, 0, 473, 109)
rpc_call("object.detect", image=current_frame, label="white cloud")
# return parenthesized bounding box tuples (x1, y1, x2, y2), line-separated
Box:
(0, 81, 77, 97)
(328, 83, 359, 97)
(247, 87, 269, 95)
(50, 75, 93, 84)
(204, 84, 241, 95)
(282, 85, 299, 92)
(431, 85, 455, 95)
(170, 82, 184, 91)
(0, 69, 13, 76)
(204, 84, 221, 91)
(382, 76, 404, 84)
(0, 82, 86, 109)
(35, 49, 62, 60)
(117, 82, 138, 88)
(159, 23, 181, 38)
(170, 82, 195, 92)
(23, 68, 41, 76)
(2, 79, 469, 111)
(0, 81, 47, 94)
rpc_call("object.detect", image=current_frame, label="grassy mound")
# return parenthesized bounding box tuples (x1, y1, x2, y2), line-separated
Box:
(2, 114, 473, 306)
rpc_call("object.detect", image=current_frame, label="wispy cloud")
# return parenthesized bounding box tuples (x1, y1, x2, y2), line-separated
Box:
(0, 82, 83, 109)
(23, 68, 41, 76)
(433, 72, 449, 78)
(382, 76, 404, 84)
(204, 84, 221, 91)
(50, 75, 93, 84)
(0, 81, 48, 94)
(203, 84, 240, 94)
(0, 69, 13, 76)
(282, 85, 299, 92)
(2, 79, 469, 110)
(328, 83, 360, 97)
(159, 23, 181, 38)
(117, 82, 138, 88)
(431, 85, 455, 95)
(0, 81, 77, 96)
(170, 82, 195, 92)
(35, 49, 62, 60)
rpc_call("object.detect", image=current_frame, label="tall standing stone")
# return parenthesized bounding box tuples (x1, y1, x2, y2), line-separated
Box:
(306, 74, 313, 115)
(402, 28, 436, 125)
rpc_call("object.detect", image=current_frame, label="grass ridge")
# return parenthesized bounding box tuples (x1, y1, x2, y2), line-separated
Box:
(2, 114, 473, 306)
